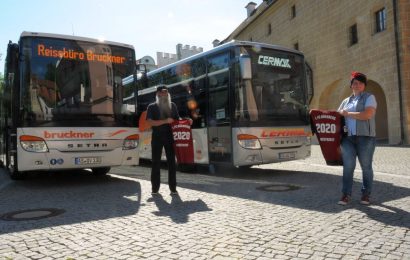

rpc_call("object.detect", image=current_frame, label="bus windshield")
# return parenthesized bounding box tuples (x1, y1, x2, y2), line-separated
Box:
(235, 46, 308, 126)
(20, 37, 136, 127)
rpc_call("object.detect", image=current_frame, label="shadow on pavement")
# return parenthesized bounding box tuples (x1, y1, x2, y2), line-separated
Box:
(131, 161, 410, 228)
(0, 169, 141, 234)
(147, 194, 211, 224)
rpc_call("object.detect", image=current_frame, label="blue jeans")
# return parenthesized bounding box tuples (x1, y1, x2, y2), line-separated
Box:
(341, 136, 376, 196)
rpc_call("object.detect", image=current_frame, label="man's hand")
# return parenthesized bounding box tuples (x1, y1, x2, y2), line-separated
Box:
(166, 118, 174, 124)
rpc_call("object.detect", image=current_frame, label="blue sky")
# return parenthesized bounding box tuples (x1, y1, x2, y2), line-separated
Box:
(0, 0, 261, 73)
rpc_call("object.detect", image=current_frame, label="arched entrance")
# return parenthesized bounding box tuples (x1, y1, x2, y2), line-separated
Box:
(317, 79, 342, 110)
(367, 80, 388, 142)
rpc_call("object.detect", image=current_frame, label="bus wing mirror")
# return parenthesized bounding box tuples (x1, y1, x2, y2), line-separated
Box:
(136, 63, 147, 74)
(239, 54, 252, 80)
(136, 64, 148, 83)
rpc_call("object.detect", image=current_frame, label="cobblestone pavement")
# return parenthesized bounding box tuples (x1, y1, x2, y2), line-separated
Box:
(0, 145, 409, 259)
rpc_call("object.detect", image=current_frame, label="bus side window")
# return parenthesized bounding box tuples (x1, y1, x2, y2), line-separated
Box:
(137, 91, 156, 127)
(208, 72, 229, 124)
(207, 53, 230, 125)
(191, 78, 206, 128)
(169, 84, 188, 119)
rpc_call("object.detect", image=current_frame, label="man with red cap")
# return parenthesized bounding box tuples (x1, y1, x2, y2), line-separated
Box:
(337, 72, 377, 206)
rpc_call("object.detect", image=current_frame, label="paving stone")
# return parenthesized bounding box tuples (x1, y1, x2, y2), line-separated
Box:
(0, 145, 409, 259)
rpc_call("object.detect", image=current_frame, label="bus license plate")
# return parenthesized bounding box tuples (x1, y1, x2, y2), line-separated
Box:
(75, 157, 102, 165)
(279, 152, 296, 159)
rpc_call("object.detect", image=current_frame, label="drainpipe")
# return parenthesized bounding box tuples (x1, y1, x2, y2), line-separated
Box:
(393, 0, 405, 144)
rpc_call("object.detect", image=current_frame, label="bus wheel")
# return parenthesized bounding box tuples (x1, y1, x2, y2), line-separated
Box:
(237, 165, 252, 169)
(177, 164, 196, 173)
(92, 167, 111, 176)
(7, 154, 25, 180)
(9, 166, 25, 180)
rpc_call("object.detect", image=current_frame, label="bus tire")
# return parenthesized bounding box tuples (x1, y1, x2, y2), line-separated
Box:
(237, 165, 252, 169)
(91, 167, 111, 176)
(9, 167, 25, 180)
(178, 164, 196, 173)
(7, 153, 25, 180)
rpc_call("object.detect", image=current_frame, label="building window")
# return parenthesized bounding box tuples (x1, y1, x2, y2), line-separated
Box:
(291, 5, 296, 19)
(294, 42, 299, 50)
(267, 23, 272, 35)
(375, 8, 386, 33)
(349, 24, 358, 46)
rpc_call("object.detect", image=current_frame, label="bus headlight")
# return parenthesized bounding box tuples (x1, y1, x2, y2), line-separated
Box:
(237, 134, 262, 150)
(123, 134, 139, 150)
(20, 135, 49, 153)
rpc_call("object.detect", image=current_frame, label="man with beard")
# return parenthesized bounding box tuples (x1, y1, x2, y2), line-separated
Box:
(146, 85, 180, 195)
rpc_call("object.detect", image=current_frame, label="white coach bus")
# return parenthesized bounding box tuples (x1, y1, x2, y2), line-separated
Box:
(126, 41, 313, 169)
(0, 32, 140, 179)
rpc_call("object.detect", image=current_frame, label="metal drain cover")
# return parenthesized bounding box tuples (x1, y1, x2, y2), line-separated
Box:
(257, 184, 301, 192)
(0, 208, 65, 221)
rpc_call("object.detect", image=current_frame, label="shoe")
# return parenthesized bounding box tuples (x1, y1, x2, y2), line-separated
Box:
(151, 191, 160, 195)
(360, 195, 370, 205)
(338, 194, 351, 205)
(170, 190, 178, 195)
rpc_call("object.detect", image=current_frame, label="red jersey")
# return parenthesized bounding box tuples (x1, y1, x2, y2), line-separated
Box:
(171, 120, 194, 164)
(310, 109, 344, 166)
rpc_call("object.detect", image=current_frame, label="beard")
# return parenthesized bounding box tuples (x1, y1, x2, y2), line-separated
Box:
(156, 93, 172, 119)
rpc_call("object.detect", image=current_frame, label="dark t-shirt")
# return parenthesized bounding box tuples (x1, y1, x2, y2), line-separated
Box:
(146, 102, 180, 136)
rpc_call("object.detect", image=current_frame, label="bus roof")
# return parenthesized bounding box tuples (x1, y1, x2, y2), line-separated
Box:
(147, 40, 303, 76)
(20, 31, 134, 49)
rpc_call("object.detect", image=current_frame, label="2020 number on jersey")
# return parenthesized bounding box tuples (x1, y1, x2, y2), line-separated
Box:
(315, 123, 336, 134)
(173, 131, 191, 141)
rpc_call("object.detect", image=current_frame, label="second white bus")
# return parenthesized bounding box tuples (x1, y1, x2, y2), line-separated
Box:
(127, 41, 313, 169)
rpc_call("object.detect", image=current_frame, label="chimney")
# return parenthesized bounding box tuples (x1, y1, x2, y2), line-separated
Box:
(212, 39, 220, 47)
(245, 2, 257, 17)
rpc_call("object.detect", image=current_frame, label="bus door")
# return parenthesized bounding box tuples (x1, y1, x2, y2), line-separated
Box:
(2, 42, 19, 169)
(207, 53, 232, 163)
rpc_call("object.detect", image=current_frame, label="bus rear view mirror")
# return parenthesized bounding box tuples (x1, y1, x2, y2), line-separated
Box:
(136, 63, 147, 74)
(239, 54, 252, 80)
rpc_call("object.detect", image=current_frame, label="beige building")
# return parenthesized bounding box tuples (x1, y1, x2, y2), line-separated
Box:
(223, 0, 410, 144)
